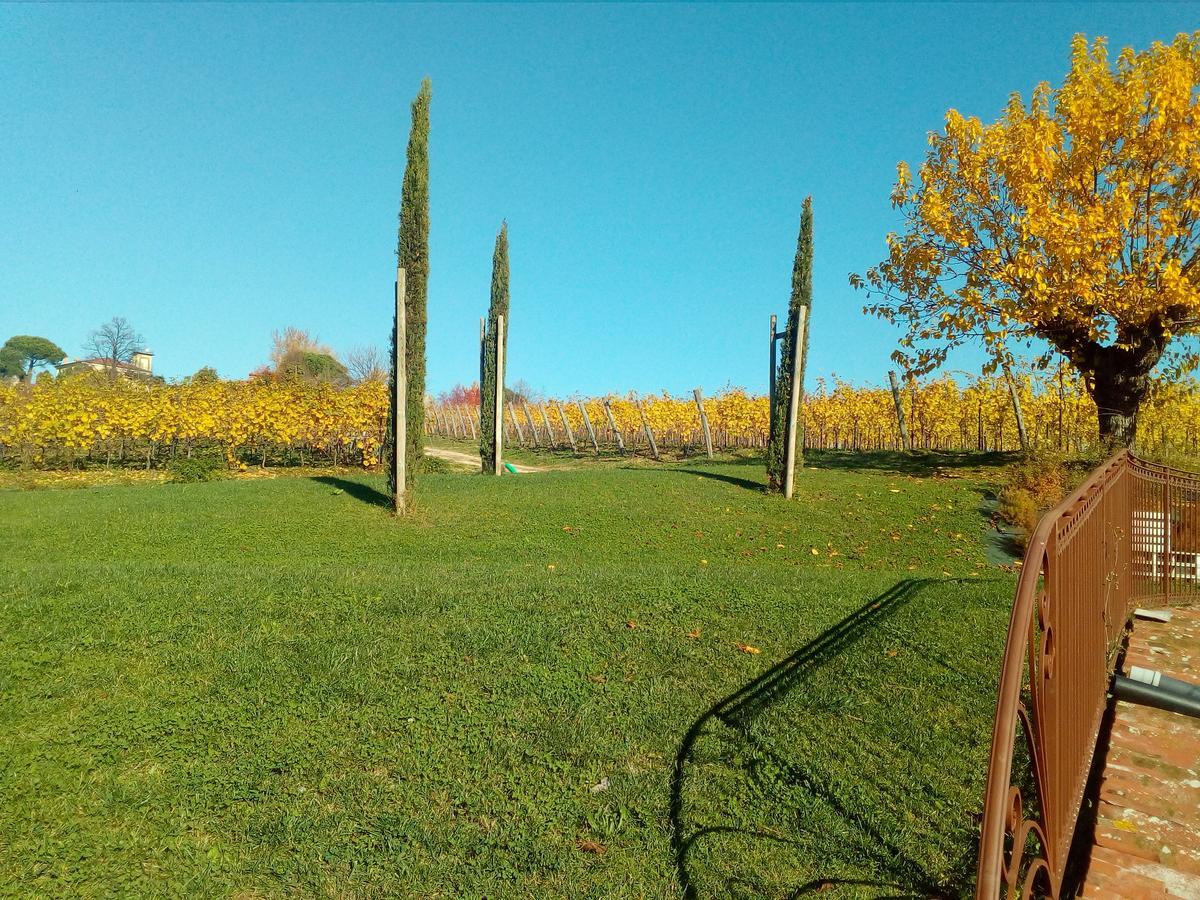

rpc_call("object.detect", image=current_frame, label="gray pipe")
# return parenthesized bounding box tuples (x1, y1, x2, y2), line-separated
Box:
(1112, 667, 1200, 719)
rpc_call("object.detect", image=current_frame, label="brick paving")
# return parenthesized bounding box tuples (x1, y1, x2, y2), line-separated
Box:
(1079, 606, 1200, 899)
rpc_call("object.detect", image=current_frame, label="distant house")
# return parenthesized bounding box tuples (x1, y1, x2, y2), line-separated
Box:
(58, 350, 159, 381)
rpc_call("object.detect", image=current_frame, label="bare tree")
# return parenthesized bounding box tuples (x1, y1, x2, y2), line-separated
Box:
(346, 345, 386, 384)
(85, 317, 145, 377)
(269, 327, 329, 370)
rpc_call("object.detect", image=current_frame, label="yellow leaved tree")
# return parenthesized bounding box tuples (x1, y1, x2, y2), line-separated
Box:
(852, 33, 1200, 446)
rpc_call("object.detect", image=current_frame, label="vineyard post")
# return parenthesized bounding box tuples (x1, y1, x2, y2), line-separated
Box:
(393, 266, 407, 514)
(538, 404, 556, 448)
(977, 400, 985, 451)
(693, 387, 713, 459)
(555, 400, 577, 453)
(783, 307, 807, 499)
(493, 315, 505, 475)
(1002, 361, 1029, 452)
(888, 370, 912, 452)
(523, 402, 541, 447)
(508, 404, 525, 446)
(603, 397, 626, 454)
(634, 393, 660, 460)
(578, 400, 599, 454)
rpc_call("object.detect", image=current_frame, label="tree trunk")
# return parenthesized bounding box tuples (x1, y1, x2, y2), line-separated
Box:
(1090, 367, 1149, 449)
(1051, 318, 1168, 451)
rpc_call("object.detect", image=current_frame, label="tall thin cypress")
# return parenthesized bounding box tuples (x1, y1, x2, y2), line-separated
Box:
(480, 223, 510, 473)
(386, 78, 431, 497)
(767, 196, 813, 492)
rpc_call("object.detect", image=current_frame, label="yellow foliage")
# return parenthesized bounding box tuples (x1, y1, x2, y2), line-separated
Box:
(856, 32, 1200, 415)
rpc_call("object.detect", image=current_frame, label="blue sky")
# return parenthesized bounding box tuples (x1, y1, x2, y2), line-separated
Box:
(2, 3, 1196, 395)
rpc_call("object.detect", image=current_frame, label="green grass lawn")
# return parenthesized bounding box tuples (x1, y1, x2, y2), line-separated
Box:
(0, 452, 1015, 898)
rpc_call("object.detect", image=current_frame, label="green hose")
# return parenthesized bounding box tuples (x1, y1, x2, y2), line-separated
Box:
(504, 462, 518, 474)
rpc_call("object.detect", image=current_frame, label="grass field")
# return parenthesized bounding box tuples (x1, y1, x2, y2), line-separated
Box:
(0, 451, 1016, 898)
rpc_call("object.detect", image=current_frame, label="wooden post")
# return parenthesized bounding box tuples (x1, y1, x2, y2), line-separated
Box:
(889, 370, 912, 452)
(556, 400, 577, 453)
(783, 307, 807, 499)
(1002, 362, 1029, 452)
(634, 393, 660, 460)
(603, 397, 626, 454)
(523, 402, 541, 447)
(977, 399, 985, 451)
(693, 387, 713, 459)
(768, 313, 778, 439)
(538, 404, 556, 448)
(466, 405, 478, 441)
(393, 267, 407, 514)
(493, 315, 504, 475)
(508, 403, 525, 446)
(578, 400, 599, 454)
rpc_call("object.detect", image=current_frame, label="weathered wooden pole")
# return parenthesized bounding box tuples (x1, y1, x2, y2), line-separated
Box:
(602, 397, 626, 454)
(493, 315, 505, 475)
(578, 400, 599, 454)
(783, 307, 807, 499)
(393, 266, 407, 514)
(508, 403, 525, 446)
(634, 393, 660, 460)
(538, 404, 556, 448)
(555, 401, 577, 453)
(888, 370, 912, 452)
(1002, 362, 1029, 452)
(693, 387, 713, 459)
(523, 402, 541, 447)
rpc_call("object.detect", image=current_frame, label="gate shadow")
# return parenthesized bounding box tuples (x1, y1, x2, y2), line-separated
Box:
(669, 578, 1005, 898)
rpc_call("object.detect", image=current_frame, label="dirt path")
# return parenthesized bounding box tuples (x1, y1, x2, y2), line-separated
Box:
(424, 446, 545, 473)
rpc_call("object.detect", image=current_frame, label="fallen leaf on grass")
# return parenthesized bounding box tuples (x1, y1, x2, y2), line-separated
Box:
(547, 564, 556, 571)
(685, 628, 701, 639)
(736, 643, 761, 655)
(626, 620, 637, 629)
(577, 839, 607, 854)
(590, 777, 610, 794)
(587, 674, 607, 684)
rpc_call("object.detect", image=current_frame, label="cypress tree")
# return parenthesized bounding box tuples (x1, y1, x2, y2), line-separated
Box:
(480, 223, 510, 473)
(767, 196, 813, 491)
(386, 78, 431, 497)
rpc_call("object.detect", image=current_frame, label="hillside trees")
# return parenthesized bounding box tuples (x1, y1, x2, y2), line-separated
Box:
(0, 336, 65, 380)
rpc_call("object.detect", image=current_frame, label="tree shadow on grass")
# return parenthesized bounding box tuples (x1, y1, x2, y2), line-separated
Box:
(675, 468, 767, 493)
(803, 449, 1017, 477)
(311, 475, 391, 509)
(670, 577, 1010, 898)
